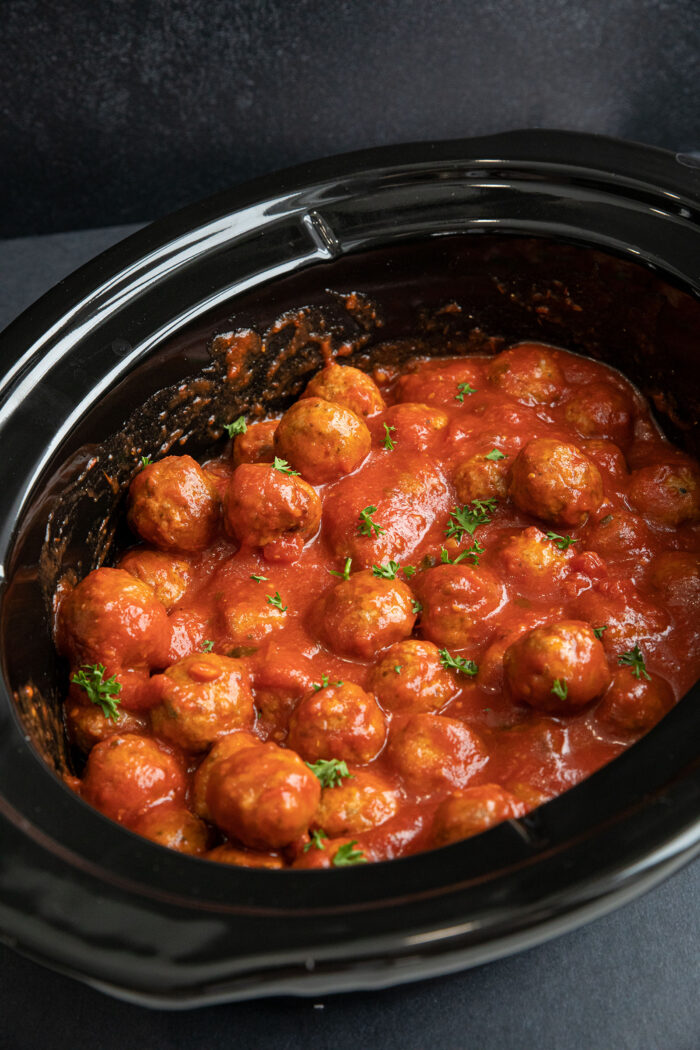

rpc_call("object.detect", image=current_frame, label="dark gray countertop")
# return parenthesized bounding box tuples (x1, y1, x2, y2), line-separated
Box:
(0, 225, 698, 1050)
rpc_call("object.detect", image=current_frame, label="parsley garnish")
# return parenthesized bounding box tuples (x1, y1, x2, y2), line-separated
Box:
(332, 840, 367, 867)
(273, 456, 300, 476)
(139, 455, 152, 469)
(71, 663, 122, 722)
(372, 560, 400, 579)
(304, 829, 328, 853)
(546, 531, 579, 551)
(484, 448, 507, 461)
(455, 382, 477, 403)
(445, 499, 497, 541)
(250, 573, 269, 582)
(440, 541, 484, 567)
(306, 758, 354, 788)
(618, 644, 651, 681)
(201, 640, 214, 652)
(358, 505, 386, 538)
(224, 416, 247, 437)
(411, 598, 423, 615)
(383, 423, 396, 451)
(551, 678, 568, 700)
(402, 565, 416, 578)
(439, 649, 478, 676)
(266, 591, 287, 612)
(593, 625, 608, 640)
(329, 557, 353, 581)
(394, 664, 403, 674)
(312, 674, 343, 691)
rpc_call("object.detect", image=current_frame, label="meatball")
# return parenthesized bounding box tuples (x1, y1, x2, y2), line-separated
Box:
(627, 460, 700, 526)
(149, 652, 256, 752)
(303, 362, 385, 419)
(597, 667, 674, 735)
(273, 397, 371, 484)
(383, 402, 449, 452)
(369, 639, 457, 713)
(487, 343, 564, 405)
(118, 548, 192, 610)
(192, 730, 262, 819)
(223, 463, 321, 560)
(386, 713, 488, 793)
(287, 681, 387, 764)
(493, 526, 573, 595)
(315, 570, 415, 660)
(64, 694, 147, 754)
(583, 510, 653, 563)
(431, 785, 525, 847)
(206, 742, 321, 849)
(82, 734, 186, 826)
(394, 358, 483, 406)
(232, 419, 278, 468)
(218, 579, 288, 647)
(127, 455, 220, 551)
(504, 620, 611, 713)
(206, 844, 284, 869)
(454, 451, 510, 504)
(312, 769, 399, 836)
(249, 644, 316, 742)
(132, 805, 209, 855)
(563, 382, 634, 447)
(509, 438, 603, 527)
(292, 835, 372, 869)
(648, 551, 700, 607)
(581, 439, 628, 479)
(574, 582, 670, 655)
(57, 568, 171, 690)
(415, 564, 505, 649)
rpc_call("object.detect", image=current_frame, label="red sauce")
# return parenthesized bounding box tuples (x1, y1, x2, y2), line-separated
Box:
(57, 343, 700, 869)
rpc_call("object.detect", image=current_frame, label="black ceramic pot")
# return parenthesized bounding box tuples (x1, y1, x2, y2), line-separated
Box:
(1, 131, 700, 1008)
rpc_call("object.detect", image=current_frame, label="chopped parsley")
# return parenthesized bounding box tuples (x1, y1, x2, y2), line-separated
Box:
(402, 565, 417, 578)
(306, 758, 354, 789)
(439, 649, 478, 677)
(440, 540, 485, 567)
(273, 456, 300, 476)
(329, 557, 353, 581)
(383, 423, 396, 451)
(71, 663, 122, 722)
(357, 505, 386, 538)
(332, 840, 367, 867)
(618, 644, 651, 681)
(312, 673, 343, 691)
(455, 382, 477, 403)
(551, 678, 568, 700)
(394, 664, 403, 674)
(546, 531, 579, 551)
(411, 598, 423, 616)
(266, 591, 287, 612)
(139, 455, 152, 469)
(303, 829, 328, 853)
(593, 625, 608, 640)
(223, 416, 247, 437)
(201, 640, 215, 652)
(484, 448, 507, 461)
(445, 498, 497, 541)
(250, 573, 269, 582)
(372, 560, 400, 579)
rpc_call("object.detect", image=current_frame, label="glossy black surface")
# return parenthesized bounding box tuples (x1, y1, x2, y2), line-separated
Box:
(1, 133, 700, 1006)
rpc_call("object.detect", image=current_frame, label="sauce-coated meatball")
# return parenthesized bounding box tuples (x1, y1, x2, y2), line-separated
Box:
(127, 455, 220, 551)
(581, 439, 628, 478)
(312, 769, 399, 836)
(504, 620, 611, 713)
(192, 730, 262, 819)
(64, 694, 147, 754)
(386, 713, 488, 792)
(303, 362, 385, 419)
(206, 844, 284, 868)
(274, 397, 371, 483)
(395, 358, 482, 406)
(287, 681, 387, 764)
(383, 402, 449, 452)
(583, 510, 653, 563)
(627, 460, 700, 526)
(82, 734, 186, 826)
(574, 583, 670, 655)
(431, 784, 525, 846)
(133, 805, 209, 855)
(369, 639, 456, 713)
(219, 579, 288, 647)
(206, 742, 321, 849)
(118, 548, 192, 609)
(596, 667, 674, 735)
(487, 344, 564, 405)
(493, 526, 572, 595)
(232, 419, 278, 468)
(415, 564, 505, 649)
(150, 652, 255, 752)
(224, 463, 321, 559)
(454, 451, 510, 503)
(315, 570, 415, 659)
(509, 438, 603, 527)
(563, 382, 634, 447)
(648, 551, 700, 607)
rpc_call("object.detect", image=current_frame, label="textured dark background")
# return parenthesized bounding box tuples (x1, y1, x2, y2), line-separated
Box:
(2, 0, 700, 236)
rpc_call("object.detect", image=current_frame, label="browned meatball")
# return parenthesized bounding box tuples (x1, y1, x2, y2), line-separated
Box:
(583, 510, 653, 563)
(117, 548, 192, 610)
(504, 620, 611, 713)
(274, 397, 371, 483)
(394, 358, 483, 406)
(133, 805, 209, 855)
(218, 578, 288, 647)
(383, 402, 449, 452)
(509, 438, 603, 527)
(454, 451, 510, 503)
(315, 570, 415, 660)
(64, 694, 148, 754)
(386, 713, 488, 792)
(627, 460, 700, 526)
(492, 526, 573, 595)
(415, 564, 505, 649)
(205, 844, 284, 868)
(150, 652, 255, 752)
(287, 681, 387, 764)
(431, 784, 525, 846)
(82, 734, 186, 826)
(312, 769, 399, 836)
(369, 639, 457, 713)
(303, 362, 385, 419)
(223, 463, 321, 560)
(192, 730, 262, 819)
(581, 439, 628, 478)
(232, 419, 278, 468)
(596, 667, 674, 735)
(127, 455, 220, 551)
(248, 643, 316, 742)
(648, 551, 700, 607)
(563, 382, 634, 447)
(206, 742, 321, 849)
(57, 567, 171, 685)
(574, 583, 670, 655)
(487, 344, 564, 405)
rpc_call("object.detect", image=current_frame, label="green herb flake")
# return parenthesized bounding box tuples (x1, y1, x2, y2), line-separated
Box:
(618, 644, 651, 681)
(139, 455, 152, 469)
(546, 531, 579, 552)
(439, 649, 478, 677)
(484, 448, 507, 461)
(329, 557, 353, 581)
(332, 840, 367, 867)
(593, 625, 608, 640)
(551, 678, 569, 700)
(266, 591, 288, 612)
(272, 456, 300, 476)
(445, 499, 497, 541)
(394, 664, 403, 674)
(440, 541, 485, 567)
(306, 758, 354, 789)
(224, 416, 247, 438)
(357, 505, 386, 538)
(201, 640, 215, 652)
(402, 565, 417, 579)
(71, 663, 122, 722)
(250, 573, 269, 583)
(411, 598, 423, 616)
(383, 423, 396, 451)
(455, 382, 477, 403)
(303, 829, 328, 853)
(372, 560, 400, 579)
